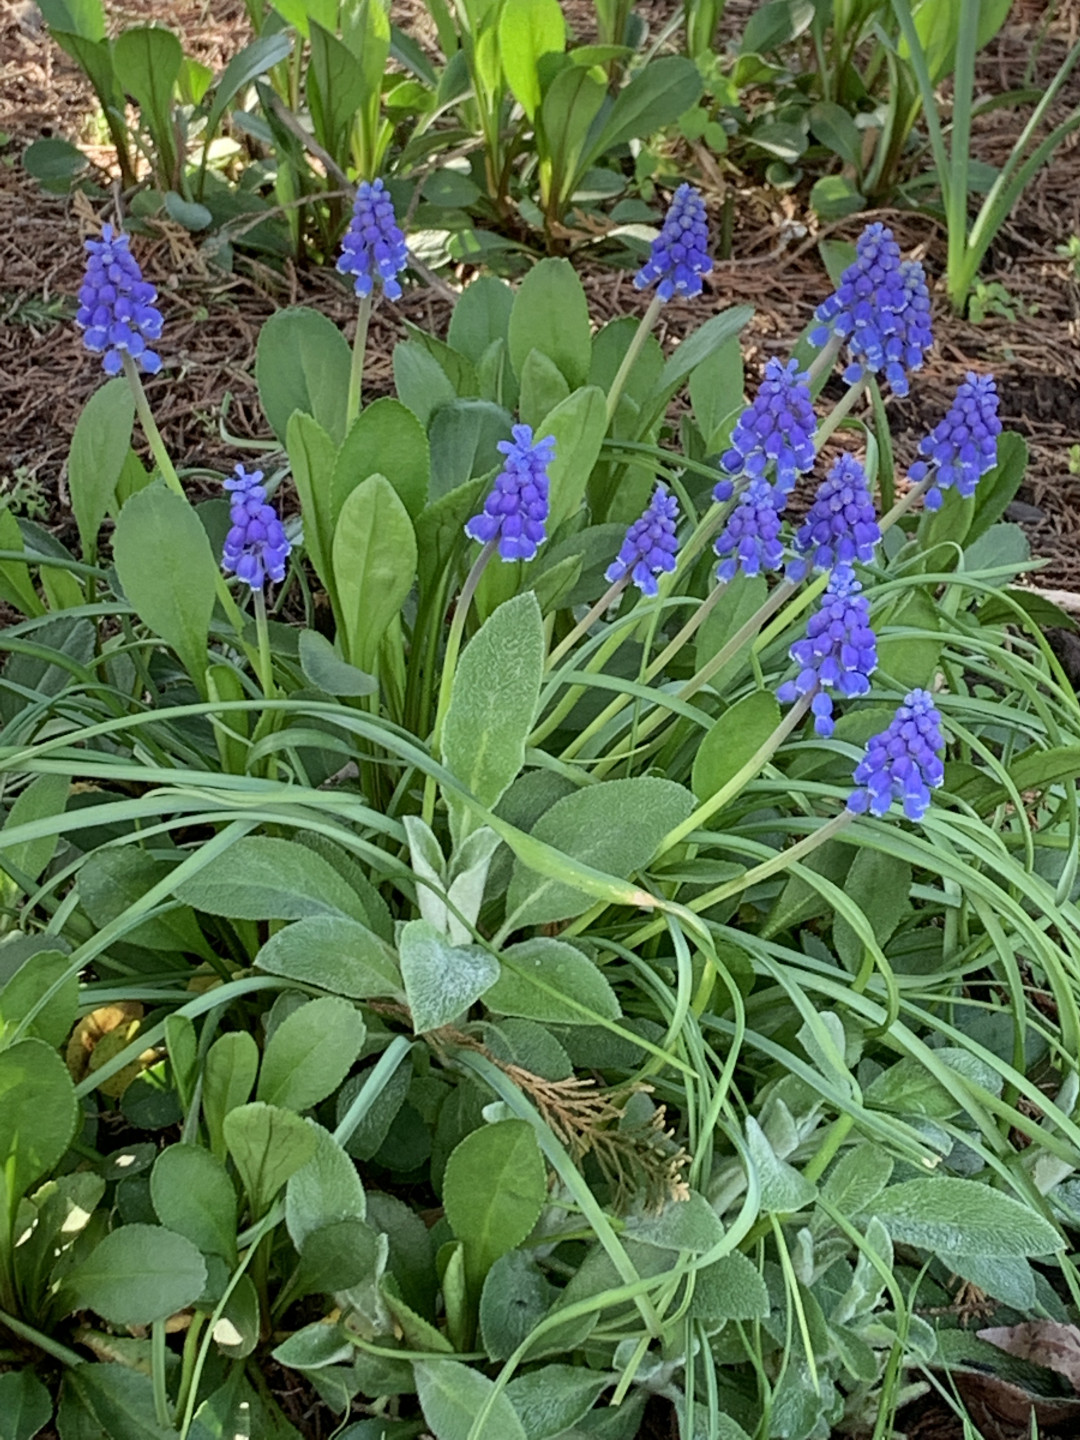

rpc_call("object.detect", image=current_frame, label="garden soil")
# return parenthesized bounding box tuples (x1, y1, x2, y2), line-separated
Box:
(2, 0, 1080, 1435)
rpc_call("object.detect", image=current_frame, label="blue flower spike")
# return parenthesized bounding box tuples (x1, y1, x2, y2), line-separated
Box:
(713, 478, 786, 584)
(222, 465, 292, 590)
(777, 564, 877, 737)
(810, 223, 932, 398)
(909, 373, 1002, 511)
(465, 425, 557, 562)
(606, 484, 680, 596)
(791, 452, 881, 577)
(848, 688, 945, 822)
(634, 183, 713, 302)
(715, 358, 817, 502)
(76, 224, 164, 376)
(337, 178, 409, 301)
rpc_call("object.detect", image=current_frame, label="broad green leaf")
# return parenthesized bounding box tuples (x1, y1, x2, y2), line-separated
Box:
(0, 613, 93, 724)
(393, 340, 458, 426)
(741, 0, 814, 52)
(864, 1048, 1003, 1121)
(0, 1039, 78, 1217)
(332, 474, 417, 673)
(966, 431, 1027, 545)
(204, 31, 293, 142)
(506, 1365, 611, 1440)
(58, 1365, 179, 1440)
(257, 997, 366, 1112)
(255, 915, 404, 1001)
(256, 306, 351, 445)
(746, 1116, 816, 1213)
(367, 1190, 437, 1319)
(499, 0, 565, 120)
(485, 937, 620, 1025)
(286, 411, 338, 596)
(946, 1253, 1035, 1311)
(213, 1272, 260, 1359)
(298, 629, 378, 697)
(821, 1145, 894, 1216)
(286, 1120, 366, 1251)
(0, 1370, 52, 1440)
(447, 277, 514, 364)
(868, 1178, 1061, 1256)
(37, 0, 105, 39)
(112, 482, 218, 690)
(808, 100, 861, 167)
(443, 1122, 546, 1293)
(399, 919, 499, 1033)
(963, 521, 1029, 582)
(382, 1285, 453, 1353)
(112, 27, 182, 179)
(67, 378, 133, 560)
(507, 258, 591, 389)
(442, 591, 544, 840)
(0, 771, 69, 893)
(79, 848, 208, 954)
(518, 348, 571, 431)
(0, 506, 44, 617)
(479, 1251, 559, 1361)
(67, 1223, 207, 1326)
(539, 385, 607, 527)
(505, 777, 694, 927)
(308, 23, 366, 156)
(833, 849, 911, 971)
(695, 571, 766, 689)
(647, 306, 755, 424)
(875, 587, 941, 691)
(691, 690, 781, 804)
(0, 949, 77, 1049)
(174, 835, 371, 923)
(271, 0, 336, 37)
(623, 1191, 725, 1253)
(688, 1251, 769, 1322)
(538, 66, 606, 211)
(585, 55, 702, 163)
(415, 1360, 528, 1440)
(151, 1144, 238, 1263)
(224, 1102, 319, 1217)
(292, 1216, 384, 1299)
(202, 1031, 259, 1161)
(689, 335, 743, 448)
(333, 398, 430, 521)
(428, 399, 512, 500)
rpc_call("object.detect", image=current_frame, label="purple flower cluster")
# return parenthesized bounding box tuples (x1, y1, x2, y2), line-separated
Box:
(910, 373, 1002, 510)
(714, 359, 817, 502)
(76, 224, 164, 377)
(790, 453, 881, 577)
(777, 565, 877, 736)
(713, 478, 786, 584)
(634, 183, 712, 302)
(606, 485, 680, 596)
(848, 688, 945, 821)
(811, 223, 932, 398)
(465, 425, 556, 562)
(337, 178, 409, 301)
(222, 465, 291, 590)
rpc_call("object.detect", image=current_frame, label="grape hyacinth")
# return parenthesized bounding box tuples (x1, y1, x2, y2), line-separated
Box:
(714, 358, 817, 502)
(606, 484, 680, 596)
(633, 183, 712, 302)
(337, 178, 409, 301)
(76, 224, 164, 376)
(909, 373, 1002, 510)
(777, 564, 877, 736)
(222, 465, 291, 590)
(790, 452, 881, 578)
(464, 425, 556, 562)
(810, 223, 932, 398)
(848, 688, 945, 822)
(713, 478, 786, 583)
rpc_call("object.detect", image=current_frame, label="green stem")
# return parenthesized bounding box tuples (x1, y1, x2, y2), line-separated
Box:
(802, 1114, 855, 1184)
(879, 472, 933, 531)
(345, 293, 373, 430)
(546, 577, 627, 671)
(252, 587, 276, 700)
(173, 1313, 205, 1426)
(151, 1319, 171, 1427)
(422, 539, 497, 823)
(605, 293, 664, 428)
(806, 332, 842, 390)
(123, 355, 184, 498)
(813, 376, 869, 450)
(0, 1308, 84, 1366)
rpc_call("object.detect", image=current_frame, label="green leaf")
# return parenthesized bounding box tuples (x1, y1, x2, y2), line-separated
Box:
(950, 744, 1080, 810)
(442, 592, 544, 838)
(174, 835, 371, 923)
(499, 0, 565, 120)
(540, 385, 607, 528)
(0, 1370, 52, 1440)
(691, 690, 781, 805)
(485, 937, 620, 1025)
(864, 1049, 1003, 1121)
(623, 1191, 725, 1253)
(298, 630, 378, 697)
(308, 22, 366, 154)
(443, 1119, 546, 1294)
(538, 66, 606, 211)
(67, 1223, 207, 1326)
(963, 521, 1029, 581)
(650, 306, 754, 414)
(58, 1365, 180, 1440)
(79, 848, 208, 954)
(689, 335, 743, 448)
(0, 771, 69, 892)
(67, 378, 133, 561)
(587, 56, 702, 160)
(809, 174, 865, 220)
(255, 915, 403, 1001)
(415, 1360, 528, 1440)
(257, 306, 351, 445)
(966, 431, 1027, 545)
(0, 1039, 78, 1217)
(867, 1178, 1061, 1256)
(37, 0, 105, 39)
(821, 1144, 894, 1216)
(807, 100, 861, 167)
(0, 614, 94, 724)
(688, 1251, 769, 1322)
(833, 849, 911, 970)
(223, 1102, 319, 1217)
(448, 277, 514, 365)
(0, 506, 44, 617)
(429, 399, 512, 501)
(393, 340, 458, 426)
(333, 399, 430, 521)
(746, 1116, 817, 1213)
(518, 349, 571, 431)
(151, 1144, 238, 1263)
(479, 1251, 560, 1361)
(0, 949, 78, 1049)
(399, 919, 499, 1033)
(202, 1031, 259, 1161)
(112, 482, 218, 689)
(505, 777, 694, 927)
(257, 997, 366, 1111)
(286, 411, 338, 597)
(163, 191, 212, 231)
(740, 0, 814, 52)
(293, 1216, 384, 1299)
(506, 1365, 611, 1440)
(332, 474, 417, 674)
(204, 31, 293, 143)
(285, 1120, 366, 1251)
(112, 27, 182, 179)
(508, 258, 591, 389)
(945, 1253, 1035, 1311)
